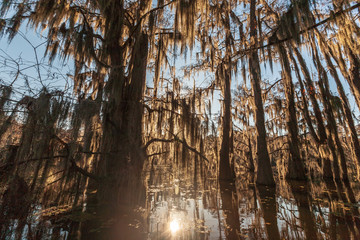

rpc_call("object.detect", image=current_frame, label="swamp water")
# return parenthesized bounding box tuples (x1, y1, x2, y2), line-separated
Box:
(1, 166, 360, 239)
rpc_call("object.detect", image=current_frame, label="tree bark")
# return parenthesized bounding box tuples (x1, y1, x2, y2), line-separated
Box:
(289, 49, 333, 178)
(319, 42, 355, 181)
(312, 41, 344, 181)
(333, 47, 360, 111)
(82, 1, 150, 238)
(219, 4, 235, 181)
(288, 50, 319, 143)
(249, 0, 275, 186)
(292, 45, 327, 143)
(347, 50, 360, 110)
(276, 42, 306, 181)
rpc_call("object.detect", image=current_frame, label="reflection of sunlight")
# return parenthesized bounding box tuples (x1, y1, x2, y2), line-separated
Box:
(170, 219, 180, 234)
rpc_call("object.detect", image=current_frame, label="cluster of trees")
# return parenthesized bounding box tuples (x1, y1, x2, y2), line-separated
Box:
(1, 0, 360, 238)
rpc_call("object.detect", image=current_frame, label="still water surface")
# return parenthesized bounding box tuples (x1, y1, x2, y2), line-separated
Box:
(145, 169, 360, 239)
(1, 167, 360, 239)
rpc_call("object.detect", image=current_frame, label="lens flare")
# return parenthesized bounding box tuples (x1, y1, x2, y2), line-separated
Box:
(170, 219, 180, 234)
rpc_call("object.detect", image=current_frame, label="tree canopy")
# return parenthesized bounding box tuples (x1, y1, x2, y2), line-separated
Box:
(1, 0, 360, 239)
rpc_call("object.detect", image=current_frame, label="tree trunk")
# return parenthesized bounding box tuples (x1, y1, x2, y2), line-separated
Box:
(276, 42, 306, 181)
(288, 51, 320, 143)
(333, 47, 360, 111)
(289, 50, 333, 178)
(347, 50, 360, 110)
(319, 43, 355, 181)
(248, 137, 255, 173)
(219, 6, 235, 181)
(219, 63, 234, 180)
(249, 0, 275, 186)
(312, 42, 343, 181)
(81, 1, 149, 235)
(292, 45, 327, 143)
(100, 31, 148, 207)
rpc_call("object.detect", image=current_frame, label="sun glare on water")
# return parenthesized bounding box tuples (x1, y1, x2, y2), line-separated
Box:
(170, 219, 180, 234)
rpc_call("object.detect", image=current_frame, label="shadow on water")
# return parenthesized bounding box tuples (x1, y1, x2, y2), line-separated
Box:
(2, 163, 360, 239)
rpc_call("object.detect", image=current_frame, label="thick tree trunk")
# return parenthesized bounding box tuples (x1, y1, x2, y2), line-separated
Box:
(249, 0, 275, 186)
(81, 3, 149, 234)
(277, 42, 306, 181)
(100, 31, 148, 206)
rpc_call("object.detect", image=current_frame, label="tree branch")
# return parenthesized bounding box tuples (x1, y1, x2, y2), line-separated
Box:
(232, 3, 360, 59)
(0, 155, 68, 172)
(53, 134, 99, 181)
(144, 134, 210, 163)
(123, 0, 178, 48)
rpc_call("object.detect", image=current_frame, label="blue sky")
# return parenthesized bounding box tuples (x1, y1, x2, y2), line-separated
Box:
(1, 13, 359, 124)
(0, 26, 73, 99)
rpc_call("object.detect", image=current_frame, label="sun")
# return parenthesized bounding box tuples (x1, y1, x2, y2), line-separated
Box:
(169, 219, 180, 234)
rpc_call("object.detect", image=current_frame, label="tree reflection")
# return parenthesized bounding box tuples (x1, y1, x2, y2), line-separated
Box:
(1, 161, 360, 239)
(257, 185, 281, 240)
(219, 180, 241, 239)
(288, 181, 318, 240)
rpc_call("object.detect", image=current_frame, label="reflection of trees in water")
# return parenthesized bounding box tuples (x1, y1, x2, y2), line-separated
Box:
(323, 179, 360, 239)
(2, 155, 360, 239)
(219, 180, 241, 239)
(288, 181, 318, 240)
(257, 185, 281, 240)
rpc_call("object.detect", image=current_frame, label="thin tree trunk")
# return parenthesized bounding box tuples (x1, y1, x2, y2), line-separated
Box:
(347, 50, 360, 109)
(276, 42, 306, 181)
(219, 63, 234, 180)
(319, 41, 355, 181)
(312, 41, 343, 181)
(248, 137, 255, 173)
(219, 5, 235, 181)
(330, 0, 360, 110)
(292, 45, 327, 143)
(289, 50, 333, 178)
(333, 47, 360, 111)
(289, 50, 321, 144)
